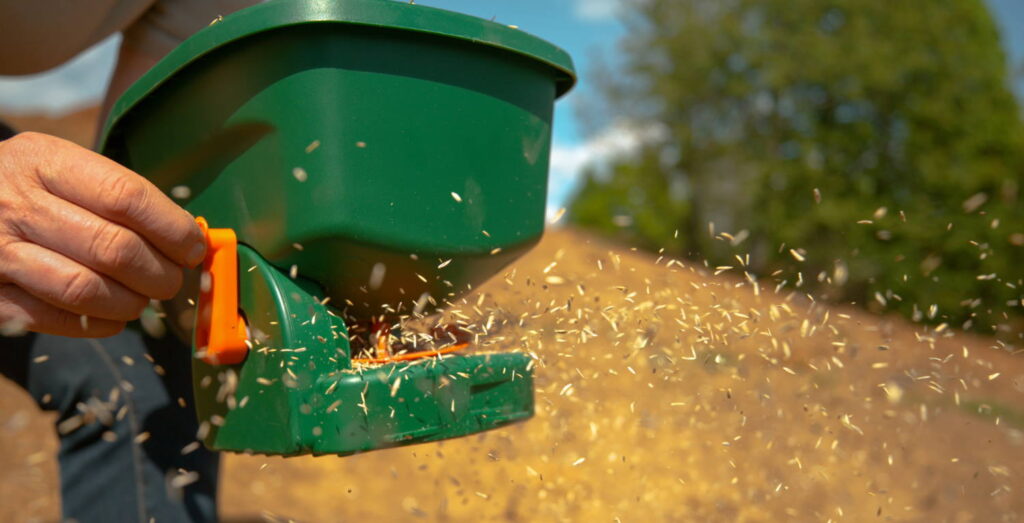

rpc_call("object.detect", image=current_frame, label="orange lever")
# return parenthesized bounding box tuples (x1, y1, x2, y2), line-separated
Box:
(194, 217, 249, 365)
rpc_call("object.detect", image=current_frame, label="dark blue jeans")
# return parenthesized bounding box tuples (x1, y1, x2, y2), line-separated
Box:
(0, 330, 219, 522)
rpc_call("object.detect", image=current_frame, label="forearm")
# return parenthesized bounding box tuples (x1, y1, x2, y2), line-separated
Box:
(0, 0, 154, 75)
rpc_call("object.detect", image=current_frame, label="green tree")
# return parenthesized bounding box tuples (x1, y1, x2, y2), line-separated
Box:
(570, 0, 1024, 334)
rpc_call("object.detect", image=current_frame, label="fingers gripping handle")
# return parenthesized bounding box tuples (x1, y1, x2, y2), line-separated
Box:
(194, 217, 248, 365)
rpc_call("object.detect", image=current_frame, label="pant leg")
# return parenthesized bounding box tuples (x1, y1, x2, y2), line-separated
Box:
(0, 330, 219, 523)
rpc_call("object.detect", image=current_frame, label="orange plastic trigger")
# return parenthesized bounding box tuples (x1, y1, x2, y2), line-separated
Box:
(194, 217, 249, 365)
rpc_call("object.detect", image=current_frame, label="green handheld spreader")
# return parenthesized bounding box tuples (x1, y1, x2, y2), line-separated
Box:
(96, 0, 575, 456)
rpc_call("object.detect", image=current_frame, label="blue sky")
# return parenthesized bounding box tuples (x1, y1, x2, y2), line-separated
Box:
(1, 0, 1022, 212)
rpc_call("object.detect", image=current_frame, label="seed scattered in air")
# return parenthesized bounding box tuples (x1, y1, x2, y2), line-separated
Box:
(451, 192, 462, 203)
(550, 207, 567, 224)
(171, 185, 192, 200)
(137, 203, 1020, 517)
(369, 263, 387, 290)
(962, 192, 988, 213)
(292, 167, 308, 182)
(170, 471, 200, 489)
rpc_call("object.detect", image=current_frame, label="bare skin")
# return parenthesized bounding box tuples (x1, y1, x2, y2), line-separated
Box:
(0, 132, 205, 337)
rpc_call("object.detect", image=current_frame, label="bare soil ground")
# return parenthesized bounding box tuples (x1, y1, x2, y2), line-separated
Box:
(2, 110, 1023, 522)
(3, 230, 1024, 521)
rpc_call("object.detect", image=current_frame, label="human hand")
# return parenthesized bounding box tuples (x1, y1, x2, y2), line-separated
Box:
(0, 132, 205, 337)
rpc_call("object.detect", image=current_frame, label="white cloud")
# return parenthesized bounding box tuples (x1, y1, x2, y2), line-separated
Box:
(550, 124, 646, 176)
(546, 122, 664, 219)
(0, 35, 119, 116)
(573, 0, 621, 21)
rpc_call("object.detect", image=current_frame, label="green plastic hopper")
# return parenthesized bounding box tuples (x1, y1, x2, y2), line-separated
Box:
(97, 0, 574, 456)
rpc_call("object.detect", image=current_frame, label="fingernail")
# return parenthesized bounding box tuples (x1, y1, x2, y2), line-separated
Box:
(186, 241, 207, 267)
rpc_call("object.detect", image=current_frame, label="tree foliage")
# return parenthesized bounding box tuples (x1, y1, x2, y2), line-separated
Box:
(570, 0, 1024, 333)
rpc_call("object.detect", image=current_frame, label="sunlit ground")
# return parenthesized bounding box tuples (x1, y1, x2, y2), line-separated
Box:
(3, 228, 1022, 522)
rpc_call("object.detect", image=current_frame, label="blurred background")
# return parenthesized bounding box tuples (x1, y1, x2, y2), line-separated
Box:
(3, 0, 1023, 338)
(4, 1, 1024, 520)
(566, 0, 1024, 341)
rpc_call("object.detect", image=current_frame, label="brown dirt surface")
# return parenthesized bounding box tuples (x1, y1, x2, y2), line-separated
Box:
(2, 108, 1023, 521)
(3, 229, 1024, 522)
